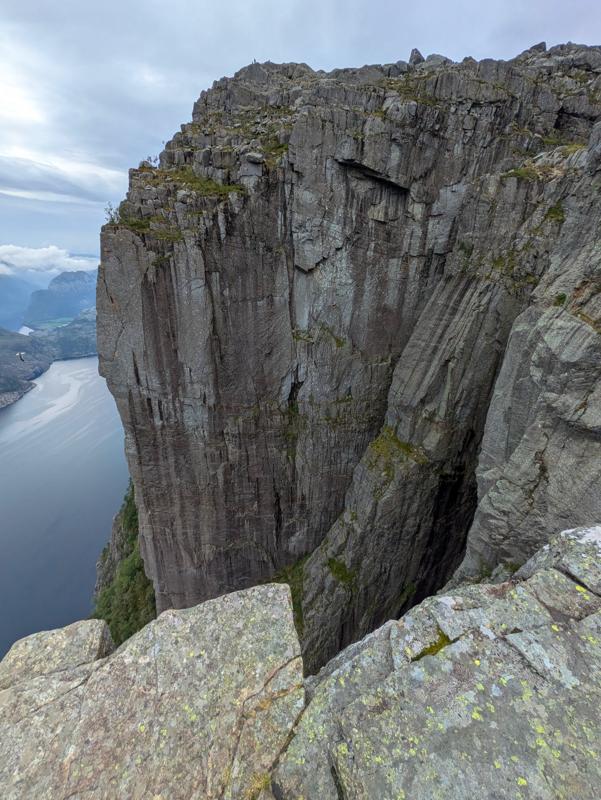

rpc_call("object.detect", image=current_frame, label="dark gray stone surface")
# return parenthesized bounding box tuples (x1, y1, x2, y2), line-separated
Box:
(98, 44, 601, 670)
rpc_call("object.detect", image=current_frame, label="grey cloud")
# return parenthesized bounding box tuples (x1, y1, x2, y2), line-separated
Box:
(0, 156, 124, 205)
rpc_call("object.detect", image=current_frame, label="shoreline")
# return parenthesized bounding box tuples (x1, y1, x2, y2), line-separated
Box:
(0, 352, 97, 411)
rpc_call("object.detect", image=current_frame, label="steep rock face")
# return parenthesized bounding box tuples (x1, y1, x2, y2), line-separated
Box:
(98, 43, 601, 670)
(1, 527, 600, 798)
(454, 234, 601, 579)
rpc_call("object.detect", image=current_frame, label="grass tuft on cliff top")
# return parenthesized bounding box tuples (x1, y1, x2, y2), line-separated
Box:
(93, 483, 156, 646)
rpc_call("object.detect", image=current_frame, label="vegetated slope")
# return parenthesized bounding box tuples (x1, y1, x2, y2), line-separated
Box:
(93, 482, 156, 645)
(98, 42, 601, 671)
(0, 327, 53, 407)
(0, 311, 98, 408)
(32, 308, 97, 359)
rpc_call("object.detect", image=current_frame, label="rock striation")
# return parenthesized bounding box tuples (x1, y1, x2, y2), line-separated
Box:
(98, 43, 601, 670)
(2, 526, 600, 798)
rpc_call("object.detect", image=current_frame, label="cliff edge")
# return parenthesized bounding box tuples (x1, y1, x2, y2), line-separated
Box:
(98, 43, 601, 670)
(1, 526, 600, 798)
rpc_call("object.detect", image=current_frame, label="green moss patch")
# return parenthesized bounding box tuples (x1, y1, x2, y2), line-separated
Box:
(167, 166, 244, 198)
(413, 628, 452, 661)
(544, 202, 565, 224)
(502, 166, 540, 181)
(368, 426, 429, 466)
(327, 557, 357, 588)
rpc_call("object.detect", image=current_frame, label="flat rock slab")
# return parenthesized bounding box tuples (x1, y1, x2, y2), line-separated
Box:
(0, 584, 303, 800)
(1, 528, 600, 799)
(0, 619, 113, 691)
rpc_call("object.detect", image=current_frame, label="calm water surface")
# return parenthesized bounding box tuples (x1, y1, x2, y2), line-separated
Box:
(0, 357, 128, 657)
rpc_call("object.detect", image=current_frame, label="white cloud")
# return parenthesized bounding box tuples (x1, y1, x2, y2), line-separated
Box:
(0, 244, 97, 275)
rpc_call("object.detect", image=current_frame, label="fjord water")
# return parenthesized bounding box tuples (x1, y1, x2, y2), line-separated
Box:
(0, 357, 128, 657)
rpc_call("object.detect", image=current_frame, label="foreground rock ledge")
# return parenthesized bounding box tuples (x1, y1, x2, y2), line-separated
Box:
(2, 526, 601, 799)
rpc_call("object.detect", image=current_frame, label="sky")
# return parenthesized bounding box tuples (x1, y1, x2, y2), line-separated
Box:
(0, 0, 600, 280)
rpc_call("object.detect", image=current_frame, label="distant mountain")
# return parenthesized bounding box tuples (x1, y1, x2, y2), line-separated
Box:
(32, 308, 97, 359)
(24, 269, 97, 328)
(0, 274, 36, 331)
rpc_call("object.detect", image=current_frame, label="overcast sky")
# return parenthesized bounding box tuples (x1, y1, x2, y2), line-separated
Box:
(1, 0, 600, 278)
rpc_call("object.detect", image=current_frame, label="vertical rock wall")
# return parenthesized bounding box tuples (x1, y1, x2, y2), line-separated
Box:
(98, 43, 601, 668)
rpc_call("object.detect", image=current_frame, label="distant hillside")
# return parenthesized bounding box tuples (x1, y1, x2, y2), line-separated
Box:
(32, 308, 97, 359)
(24, 270, 97, 328)
(0, 328, 53, 407)
(0, 309, 97, 408)
(0, 275, 36, 331)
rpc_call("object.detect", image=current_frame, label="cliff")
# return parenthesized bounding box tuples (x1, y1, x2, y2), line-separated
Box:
(1, 526, 600, 798)
(98, 43, 601, 671)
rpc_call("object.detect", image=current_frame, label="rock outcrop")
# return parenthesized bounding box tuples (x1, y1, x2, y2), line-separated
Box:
(98, 43, 601, 670)
(0, 584, 303, 799)
(2, 526, 600, 798)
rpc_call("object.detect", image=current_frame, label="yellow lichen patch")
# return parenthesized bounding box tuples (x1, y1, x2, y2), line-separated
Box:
(517, 777, 528, 786)
(245, 772, 271, 800)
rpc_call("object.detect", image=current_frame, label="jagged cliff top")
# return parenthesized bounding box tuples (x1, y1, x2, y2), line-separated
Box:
(115, 40, 601, 255)
(1, 526, 600, 798)
(200, 40, 601, 95)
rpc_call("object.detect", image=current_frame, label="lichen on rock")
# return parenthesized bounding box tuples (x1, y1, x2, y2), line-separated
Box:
(2, 526, 600, 798)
